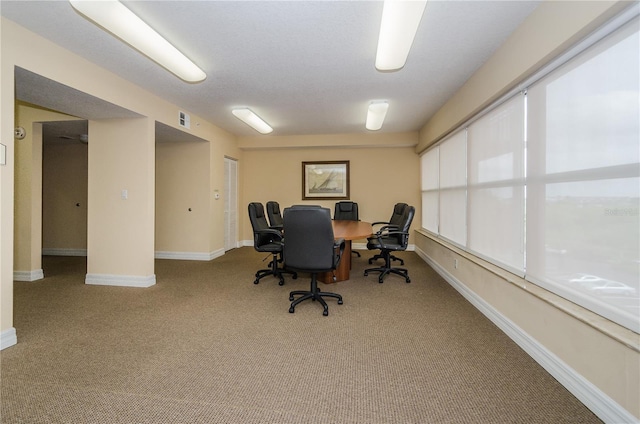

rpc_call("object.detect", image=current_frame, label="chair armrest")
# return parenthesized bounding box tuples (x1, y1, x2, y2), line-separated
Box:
(255, 228, 284, 241)
(370, 230, 409, 250)
(368, 224, 399, 238)
(333, 238, 346, 267)
(371, 220, 391, 226)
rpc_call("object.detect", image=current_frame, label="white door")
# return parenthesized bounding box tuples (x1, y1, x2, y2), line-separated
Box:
(224, 157, 238, 251)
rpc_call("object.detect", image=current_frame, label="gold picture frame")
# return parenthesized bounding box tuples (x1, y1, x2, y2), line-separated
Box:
(302, 161, 350, 200)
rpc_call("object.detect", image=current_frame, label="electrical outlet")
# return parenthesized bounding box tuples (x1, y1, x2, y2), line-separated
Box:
(454, 259, 459, 269)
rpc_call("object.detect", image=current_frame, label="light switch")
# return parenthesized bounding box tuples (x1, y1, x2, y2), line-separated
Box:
(121, 189, 128, 200)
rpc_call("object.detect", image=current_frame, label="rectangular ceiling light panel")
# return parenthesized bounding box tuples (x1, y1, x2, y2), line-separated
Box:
(376, 1, 427, 71)
(69, 0, 206, 82)
(366, 101, 389, 131)
(232, 108, 273, 134)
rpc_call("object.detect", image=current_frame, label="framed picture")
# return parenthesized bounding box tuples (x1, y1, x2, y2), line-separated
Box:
(302, 161, 350, 200)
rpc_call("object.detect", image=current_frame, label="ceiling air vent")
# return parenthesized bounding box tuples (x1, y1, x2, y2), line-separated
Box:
(179, 111, 190, 129)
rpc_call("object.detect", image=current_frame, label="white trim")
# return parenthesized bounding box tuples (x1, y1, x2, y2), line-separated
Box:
(13, 269, 44, 282)
(154, 248, 225, 261)
(85, 273, 156, 288)
(414, 246, 637, 424)
(1, 328, 17, 350)
(42, 248, 87, 256)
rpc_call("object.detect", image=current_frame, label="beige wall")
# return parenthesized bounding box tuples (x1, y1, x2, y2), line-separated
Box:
(415, 1, 639, 420)
(1, 17, 238, 337)
(240, 133, 421, 245)
(42, 137, 89, 252)
(86, 118, 155, 279)
(14, 103, 82, 275)
(156, 140, 211, 255)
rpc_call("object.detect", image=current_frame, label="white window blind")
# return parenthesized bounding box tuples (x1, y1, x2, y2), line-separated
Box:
(526, 17, 640, 331)
(421, 148, 439, 233)
(439, 130, 467, 246)
(467, 94, 525, 274)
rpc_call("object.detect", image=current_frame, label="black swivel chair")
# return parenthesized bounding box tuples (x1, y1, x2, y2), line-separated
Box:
(283, 206, 345, 316)
(248, 202, 296, 286)
(266, 201, 284, 231)
(364, 205, 415, 284)
(368, 203, 408, 265)
(333, 201, 361, 257)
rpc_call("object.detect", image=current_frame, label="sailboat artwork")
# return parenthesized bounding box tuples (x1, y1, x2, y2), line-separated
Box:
(302, 161, 350, 200)
(311, 170, 340, 193)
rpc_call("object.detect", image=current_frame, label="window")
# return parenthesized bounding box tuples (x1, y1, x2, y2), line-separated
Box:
(526, 17, 639, 331)
(468, 94, 525, 274)
(439, 130, 467, 247)
(421, 148, 439, 234)
(420, 11, 639, 332)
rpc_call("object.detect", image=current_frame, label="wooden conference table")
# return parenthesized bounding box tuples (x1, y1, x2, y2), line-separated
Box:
(319, 220, 373, 284)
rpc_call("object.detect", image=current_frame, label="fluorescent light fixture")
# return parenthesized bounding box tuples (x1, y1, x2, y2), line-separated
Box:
(69, 0, 206, 83)
(375, 0, 427, 71)
(232, 108, 273, 134)
(366, 101, 389, 131)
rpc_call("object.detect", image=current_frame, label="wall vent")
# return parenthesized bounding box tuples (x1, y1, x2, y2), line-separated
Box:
(179, 111, 190, 129)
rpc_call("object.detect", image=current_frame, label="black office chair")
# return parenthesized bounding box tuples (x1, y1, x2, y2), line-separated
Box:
(364, 205, 415, 284)
(334, 201, 359, 220)
(266, 201, 283, 231)
(333, 201, 361, 257)
(283, 205, 345, 316)
(368, 203, 408, 265)
(248, 202, 296, 286)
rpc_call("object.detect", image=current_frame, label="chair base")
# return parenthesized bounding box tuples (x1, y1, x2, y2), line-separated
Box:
(367, 253, 403, 265)
(289, 274, 342, 316)
(364, 252, 410, 284)
(254, 254, 297, 285)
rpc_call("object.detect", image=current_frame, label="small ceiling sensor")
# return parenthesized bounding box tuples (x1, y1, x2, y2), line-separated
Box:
(15, 126, 26, 140)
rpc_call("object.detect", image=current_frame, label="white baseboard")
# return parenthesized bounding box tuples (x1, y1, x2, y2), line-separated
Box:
(13, 269, 44, 282)
(1, 328, 17, 350)
(413, 246, 636, 424)
(85, 273, 156, 288)
(42, 248, 87, 256)
(155, 248, 225, 261)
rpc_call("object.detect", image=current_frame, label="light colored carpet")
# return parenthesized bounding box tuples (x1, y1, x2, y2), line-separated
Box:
(1, 248, 601, 423)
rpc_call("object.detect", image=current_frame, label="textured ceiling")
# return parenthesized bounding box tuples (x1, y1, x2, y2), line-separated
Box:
(2, 0, 540, 137)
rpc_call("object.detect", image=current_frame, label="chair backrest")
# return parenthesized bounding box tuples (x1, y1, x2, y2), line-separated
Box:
(248, 202, 272, 247)
(389, 203, 408, 227)
(396, 205, 415, 246)
(334, 201, 359, 221)
(283, 206, 336, 272)
(266, 201, 283, 228)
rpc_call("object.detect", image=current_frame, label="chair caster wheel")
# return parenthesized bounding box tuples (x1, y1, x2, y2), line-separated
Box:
(363, 271, 368, 276)
(368, 259, 373, 264)
(279, 279, 284, 286)
(289, 295, 294, 301)
(406, 278, 411, 283)
(293, 274, 298, 279)
(338, 299, 343, 305)
(378, 278, 384, 284)
(289, 307, 295, 313)
(254, 279, 259, 284)
(323, 310, 328, 316)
